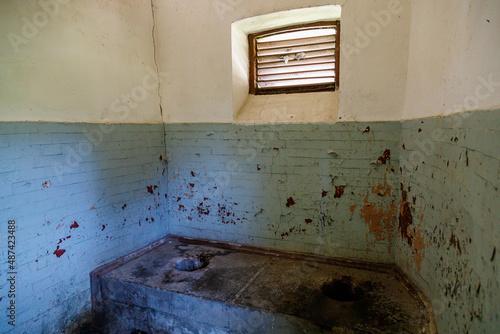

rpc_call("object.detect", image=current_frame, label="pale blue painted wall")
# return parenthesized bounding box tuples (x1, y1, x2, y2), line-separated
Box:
(165, 122, 401, 263)
(397, 109, 500, 333)
(0, 122, 168, 333)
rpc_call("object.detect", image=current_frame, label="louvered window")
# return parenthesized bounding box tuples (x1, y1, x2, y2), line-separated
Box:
(249, 21, 340, 95)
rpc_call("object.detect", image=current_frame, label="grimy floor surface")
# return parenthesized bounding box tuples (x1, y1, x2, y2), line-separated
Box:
(94, 236, 434, 333)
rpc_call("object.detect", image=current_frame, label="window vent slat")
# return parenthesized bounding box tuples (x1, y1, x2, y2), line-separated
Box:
(257, 35, 336, 50)
(258, 77, 335, 88)
(258, 55, 336, 69)
(258, 70, 335, 82)
(257, 63, 335, 76)
(257, 49, 335, 64)
(256, 42, 336, 57)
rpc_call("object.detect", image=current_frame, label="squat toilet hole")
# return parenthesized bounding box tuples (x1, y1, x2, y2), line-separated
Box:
(322, 276, 364, 302)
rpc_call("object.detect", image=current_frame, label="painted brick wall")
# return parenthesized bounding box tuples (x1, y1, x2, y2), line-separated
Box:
(165, 122, 401, 263)
(0, 122, 168, 333)
(397, 109, 500, 333)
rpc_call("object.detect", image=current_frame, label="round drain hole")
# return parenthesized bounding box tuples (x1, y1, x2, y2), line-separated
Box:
(322, 276, 364, 302)
(174, 255, 209, 271)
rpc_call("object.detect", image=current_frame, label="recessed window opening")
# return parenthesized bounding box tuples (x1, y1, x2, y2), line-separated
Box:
(249, 21, 340, 95)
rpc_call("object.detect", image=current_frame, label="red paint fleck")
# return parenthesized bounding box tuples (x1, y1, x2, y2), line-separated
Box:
(322, 190, 328, 197)
(305, 219, 313, 224)
(418, 128, 422, 132)
(179, 204, 185, 210)
(350, 205, 356, 213)
(377, 150, 391, 164)
(154, 185, 158, 190)
(90, 205, 95, 210)
(257, 165, 261, 171)
(189, 183, 195, 188)
(122, 204, 127, 209)
(42, 181, 51, 188)
(191, 171, 195, 177)
(286, 197, 295, 207)
(151, 217, 154, 222)
(53, 246, 66, 258)
(273, 148, 279, 151)
(101, 225, 106, 231)
(177, 197, 181, 202)
(159, 155, 163, 160)
(363, 126, 370, 133)
(35, 260, 38, 263)
(69, 221, 79, 229)
(147, 185, 154, 194)
(402, 143, 406, 150)
(146, 218, 149, 221)
(334, 186, 345, 198)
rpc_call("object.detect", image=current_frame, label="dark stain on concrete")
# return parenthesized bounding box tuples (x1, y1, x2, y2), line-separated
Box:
(286, 197, 295, 207)
(334, 186, 345, 198)
(132, 265, 152, 278)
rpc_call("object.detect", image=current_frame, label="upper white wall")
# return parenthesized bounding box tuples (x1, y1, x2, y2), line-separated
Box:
(403, 0, 500, 119)
(339, 0, 410, 121)
(0, 0, 161, 123)
(155, 0, 411, 123)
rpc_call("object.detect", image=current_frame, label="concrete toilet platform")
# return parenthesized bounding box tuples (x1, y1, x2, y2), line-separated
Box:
(91, 235, 435, 333)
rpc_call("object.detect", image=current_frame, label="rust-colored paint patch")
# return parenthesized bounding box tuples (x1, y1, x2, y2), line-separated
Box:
(286, 197, 295, 207)
(350, 205, 356, 213)
(322, 190, 328, 197)
(371, 182, 391, 197)
(377, 150, 391, 164)
(305, 219, 312, 224)
(334, 186, 345, 198)
(360, 200, 396, 253)
(398, 183, 426, 271)
(90, 205, 95, 210)
(69, 221, 79, 229)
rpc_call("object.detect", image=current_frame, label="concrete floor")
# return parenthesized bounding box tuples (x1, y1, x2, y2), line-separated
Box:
(92, 236, 434, 333)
